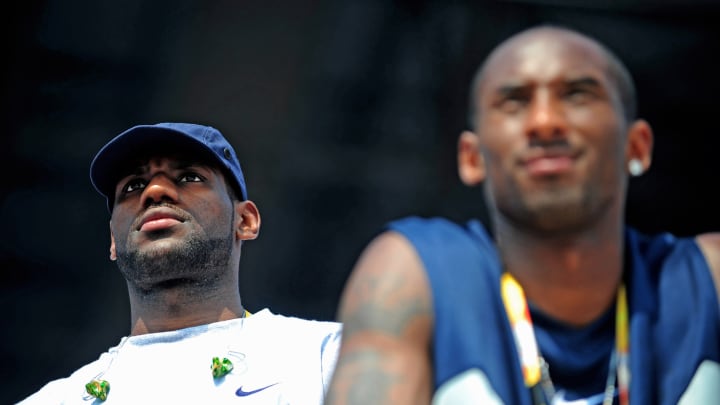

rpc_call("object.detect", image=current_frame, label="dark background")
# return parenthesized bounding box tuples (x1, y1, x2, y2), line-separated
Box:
(3, 0, 719, 403)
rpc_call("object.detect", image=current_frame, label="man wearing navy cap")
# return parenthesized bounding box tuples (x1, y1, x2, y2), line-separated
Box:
(19, 123, 341, 404)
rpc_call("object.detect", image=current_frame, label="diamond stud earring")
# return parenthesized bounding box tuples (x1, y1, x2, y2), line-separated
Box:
(628, 158, 644, 177)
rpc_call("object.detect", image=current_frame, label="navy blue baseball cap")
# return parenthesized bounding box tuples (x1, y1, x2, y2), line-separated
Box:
(90, 122, 248, 212)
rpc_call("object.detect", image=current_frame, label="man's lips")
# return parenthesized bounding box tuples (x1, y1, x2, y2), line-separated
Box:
(140, 217, 182, 232)
(524, 155, 574, 176)
(136, 208, 186, 232)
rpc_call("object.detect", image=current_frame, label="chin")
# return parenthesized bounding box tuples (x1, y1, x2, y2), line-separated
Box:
(140, 238, 186, 256)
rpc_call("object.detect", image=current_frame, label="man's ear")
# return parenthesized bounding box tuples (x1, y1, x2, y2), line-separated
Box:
(458, 130, 486, 186)
(625, 119, 654, 175)
(109, 224, 117, 261)
(235, 200, 261, 241)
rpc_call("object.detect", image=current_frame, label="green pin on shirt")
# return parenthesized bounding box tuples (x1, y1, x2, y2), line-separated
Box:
(85, 379, 110, 401)
(211, 356, 234, 378)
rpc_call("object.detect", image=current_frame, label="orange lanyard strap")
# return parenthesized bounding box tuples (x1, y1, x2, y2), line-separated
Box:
(500, 273, 630, 405)
(615, 284, 630, 405)
(500, 273, 543, 387)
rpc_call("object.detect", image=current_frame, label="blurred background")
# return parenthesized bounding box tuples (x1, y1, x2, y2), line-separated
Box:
(3, 0, 719, 402)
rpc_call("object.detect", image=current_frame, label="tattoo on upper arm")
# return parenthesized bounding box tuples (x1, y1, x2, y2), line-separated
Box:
(327, 349, 403, 405)
(328, 236, 432, 405)
(341, 264, 431, 339)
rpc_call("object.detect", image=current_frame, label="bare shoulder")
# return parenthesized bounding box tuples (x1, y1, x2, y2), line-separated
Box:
(696, 233, 720, 300)
(326, 230, 433, 405)
(339, 230, 432, 330)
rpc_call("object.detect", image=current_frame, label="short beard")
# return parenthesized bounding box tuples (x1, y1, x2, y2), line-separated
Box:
(500, 185, 610, 237)
(116, 233, 234, 293)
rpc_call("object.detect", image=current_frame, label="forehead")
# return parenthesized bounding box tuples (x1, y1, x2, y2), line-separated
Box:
(478, 30, 613, 93)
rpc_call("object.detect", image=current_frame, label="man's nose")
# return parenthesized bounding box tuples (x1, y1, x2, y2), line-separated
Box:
(140, 174, 179, 207)
(525, 92, 568, 141)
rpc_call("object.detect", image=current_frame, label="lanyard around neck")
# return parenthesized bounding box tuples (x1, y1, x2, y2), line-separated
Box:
(500, 273, 630, 405)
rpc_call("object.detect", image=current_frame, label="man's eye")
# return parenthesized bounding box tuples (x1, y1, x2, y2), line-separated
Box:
(179, 173, 204, 183)
(497, 97, 528, 114)
(564, 88, 594, 104)
(124, 179, 146, 193)
(493, 87, 530, 114)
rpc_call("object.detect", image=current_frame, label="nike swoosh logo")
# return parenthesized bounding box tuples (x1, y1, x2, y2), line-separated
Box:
(235, 383, 279, 397)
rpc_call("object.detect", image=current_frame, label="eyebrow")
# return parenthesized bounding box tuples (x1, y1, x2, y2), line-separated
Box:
(124, 159, 206, 177)
(494, 82, 530, 98)
(565, 76, 602, 88)
(494, 76, 603, 95)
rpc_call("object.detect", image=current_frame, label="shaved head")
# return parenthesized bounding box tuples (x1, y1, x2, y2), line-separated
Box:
(468, 26, 636, 129)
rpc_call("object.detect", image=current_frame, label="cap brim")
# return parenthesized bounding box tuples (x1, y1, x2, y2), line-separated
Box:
(90, 125, 219, 204)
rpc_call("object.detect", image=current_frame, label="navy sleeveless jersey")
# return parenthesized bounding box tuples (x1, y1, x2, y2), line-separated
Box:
(387, 216, 720, 405)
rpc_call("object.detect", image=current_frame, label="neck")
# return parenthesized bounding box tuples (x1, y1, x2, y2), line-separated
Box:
(127, 280, 244, 336)
(496, 219, 624, 327)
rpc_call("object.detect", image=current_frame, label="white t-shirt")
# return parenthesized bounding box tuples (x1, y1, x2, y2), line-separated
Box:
(18, 309, 342, 404)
